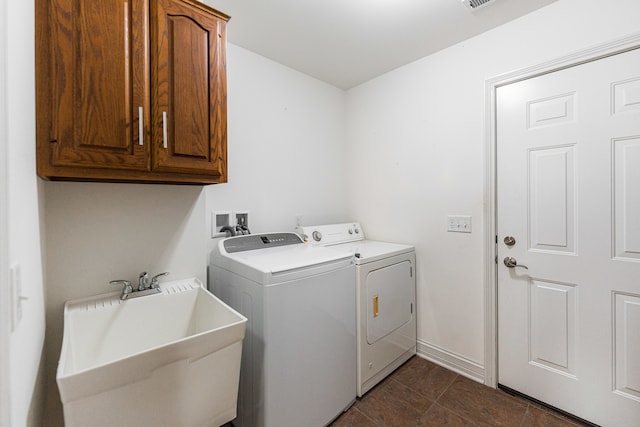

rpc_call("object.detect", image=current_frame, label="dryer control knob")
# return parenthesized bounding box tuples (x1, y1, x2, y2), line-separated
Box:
(312, 231, 322, 242)
(354, 228, 360, 234)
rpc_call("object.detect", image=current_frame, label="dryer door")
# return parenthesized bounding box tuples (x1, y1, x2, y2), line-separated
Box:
(366, 260, 413, 344)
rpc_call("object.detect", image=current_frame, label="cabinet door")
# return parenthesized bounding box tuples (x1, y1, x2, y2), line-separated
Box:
(44, 0, 150, 172)
(152, 0, 228, 180)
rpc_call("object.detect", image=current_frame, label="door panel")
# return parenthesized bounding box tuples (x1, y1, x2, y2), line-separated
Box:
(497, 47, 640, 426)
(152, 0, 227, 177)
(168, 15, 209, 158)
(612, 78, 640, 115)
(613, 137, 640, 260)
(614, 292, 640, 401)
(529, 279, 576, 377)
(529, 145, 576, 253)
(49, 0, 149, 170)
(527, 92, 575, 129)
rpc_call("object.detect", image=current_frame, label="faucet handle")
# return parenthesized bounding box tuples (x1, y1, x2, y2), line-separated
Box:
(138, 272, 149, 291)
(110, 280, 133, 300)
(150, 272, 169, 289)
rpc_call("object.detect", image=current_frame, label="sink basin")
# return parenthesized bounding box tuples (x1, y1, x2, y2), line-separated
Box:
(57, 278, 247, 427)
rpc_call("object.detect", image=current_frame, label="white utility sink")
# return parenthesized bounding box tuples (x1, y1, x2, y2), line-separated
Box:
(57, 278, 247, 427)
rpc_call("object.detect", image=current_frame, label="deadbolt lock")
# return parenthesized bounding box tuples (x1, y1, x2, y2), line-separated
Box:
(503, 236, 516, 246)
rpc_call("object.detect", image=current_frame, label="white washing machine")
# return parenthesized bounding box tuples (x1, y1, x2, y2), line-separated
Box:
(296, 223, 416, 397)
(208, 232, 356, 427)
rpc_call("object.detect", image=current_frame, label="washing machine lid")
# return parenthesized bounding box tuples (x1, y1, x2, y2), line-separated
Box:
(211, 233, 354, 284)
(226, 243, 353, 273)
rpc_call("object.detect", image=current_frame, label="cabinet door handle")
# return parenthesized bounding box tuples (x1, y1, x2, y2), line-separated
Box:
(162, 111, 168, 149)
(138, 106, 144, 146)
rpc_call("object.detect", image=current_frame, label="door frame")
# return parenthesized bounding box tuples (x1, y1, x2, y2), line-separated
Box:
(483, 31, 640, 387)
(0, 0, 10, 423)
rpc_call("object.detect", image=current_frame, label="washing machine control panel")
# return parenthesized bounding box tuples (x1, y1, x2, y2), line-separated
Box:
(223, 233, 303, 253)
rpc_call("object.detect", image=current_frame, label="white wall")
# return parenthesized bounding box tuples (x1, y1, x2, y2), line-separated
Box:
(4, 0, 47, 426)
(205, 44, 349, 244)
(345, 0, 640, 373)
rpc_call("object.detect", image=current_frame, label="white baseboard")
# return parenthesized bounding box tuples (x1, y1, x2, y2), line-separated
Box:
(416, 339, 485, 384)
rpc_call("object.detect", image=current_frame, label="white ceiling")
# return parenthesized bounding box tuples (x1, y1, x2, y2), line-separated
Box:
(202, 0, 557, 89)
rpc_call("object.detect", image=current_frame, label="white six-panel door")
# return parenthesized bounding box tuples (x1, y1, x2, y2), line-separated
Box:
(497, 48, 640, 426)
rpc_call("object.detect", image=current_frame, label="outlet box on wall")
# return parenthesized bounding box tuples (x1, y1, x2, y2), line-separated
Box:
(234, 211, 249, 228)
(212, 211, 231, 238)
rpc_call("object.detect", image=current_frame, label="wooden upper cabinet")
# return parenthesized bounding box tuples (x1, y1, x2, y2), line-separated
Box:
(152, 0, 227, 177)
(36, 0, 229, 184)
(45, 0, 150, 171)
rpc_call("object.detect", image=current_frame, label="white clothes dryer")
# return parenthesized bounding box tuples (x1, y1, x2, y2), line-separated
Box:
(296, 223, 416, 397)
(208, 232, 356, 427)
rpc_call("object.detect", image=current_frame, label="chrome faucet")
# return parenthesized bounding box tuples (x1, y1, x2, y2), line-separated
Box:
(110, 271, 169, 300)
(110, 280, 133, 300)
(138, 271, 149, 291)
(150, 272, 169, 289)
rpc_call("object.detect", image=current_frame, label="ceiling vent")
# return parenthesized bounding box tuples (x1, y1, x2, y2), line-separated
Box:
(461, 0, 497, 11)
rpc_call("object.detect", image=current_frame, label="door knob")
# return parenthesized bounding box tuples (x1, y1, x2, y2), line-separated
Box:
(503, 257, 528, 269)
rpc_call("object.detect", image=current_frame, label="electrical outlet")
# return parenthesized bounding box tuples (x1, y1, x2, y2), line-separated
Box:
(212, 211, 231, 238)
(447, 215, 472, 233)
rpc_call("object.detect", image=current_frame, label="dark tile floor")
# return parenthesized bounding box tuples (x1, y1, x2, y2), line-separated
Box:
(330, 356, 592, 427)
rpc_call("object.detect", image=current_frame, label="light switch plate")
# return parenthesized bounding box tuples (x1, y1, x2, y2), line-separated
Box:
(447, 215, 472, 233)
